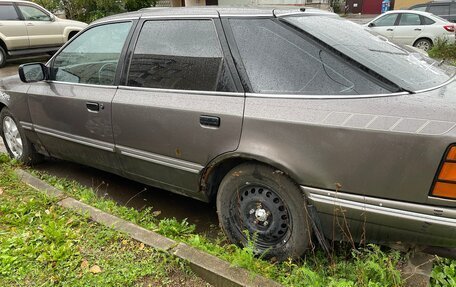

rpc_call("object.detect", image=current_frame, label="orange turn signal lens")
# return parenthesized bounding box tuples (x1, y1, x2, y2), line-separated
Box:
(431, 145, 456, 199)
(438, 162, 456, 181)
(447, 146, 456, 161)
(432, 182, 456, 199)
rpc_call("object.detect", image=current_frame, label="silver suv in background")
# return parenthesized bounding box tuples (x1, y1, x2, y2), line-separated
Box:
(0, 0, 87, 67)
(410, 0, 456, 22)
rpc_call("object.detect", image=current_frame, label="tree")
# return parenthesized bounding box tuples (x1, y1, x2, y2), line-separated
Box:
(33, 0, 156, 23)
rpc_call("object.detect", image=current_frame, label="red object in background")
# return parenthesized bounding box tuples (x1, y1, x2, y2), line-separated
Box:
(362, 0, 383, 14)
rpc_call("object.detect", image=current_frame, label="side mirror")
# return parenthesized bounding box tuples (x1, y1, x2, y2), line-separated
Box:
(18, 63, 48, 83)
(368, 22, 375, 27)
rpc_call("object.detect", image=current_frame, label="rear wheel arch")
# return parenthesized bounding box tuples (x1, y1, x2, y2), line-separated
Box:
(200, 153, 302, 202)
(413, 37, 433, 48)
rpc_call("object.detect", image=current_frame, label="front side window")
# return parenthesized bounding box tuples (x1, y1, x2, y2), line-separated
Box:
(411, 5, 427, 12)
(52, 22, 132, 85)
(398, 13, 421, 25)
(127, 20, 235, 92)
(229, 19, 391, 95)
(18, 5, 51, 21)
(373, 14, 398, 26)
(0, 4, 19, 20)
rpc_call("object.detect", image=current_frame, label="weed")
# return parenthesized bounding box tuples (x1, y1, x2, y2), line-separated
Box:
(431, 257, 456, 287)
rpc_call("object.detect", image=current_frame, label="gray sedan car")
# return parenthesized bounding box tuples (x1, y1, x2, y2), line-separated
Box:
(1, 7, 456, 261)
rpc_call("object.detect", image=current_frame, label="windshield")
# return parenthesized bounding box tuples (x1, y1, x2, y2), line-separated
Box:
(283, 15, 455, 92)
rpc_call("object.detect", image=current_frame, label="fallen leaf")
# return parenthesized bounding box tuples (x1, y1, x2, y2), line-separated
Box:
(121, 240, 128, 245)
(139, 243, 145, 250)
(80, 259, 89, 270)
(89, 265, 102, 274)
(0, 187, 3, 195)
(152, 210, 161, 217)
(45, 209, 50, 215)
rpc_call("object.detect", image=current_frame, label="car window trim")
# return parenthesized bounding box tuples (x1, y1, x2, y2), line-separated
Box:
(118, 85, 244, 97)
(123, 17, 242, 93)
(16, 3, 52, 21)
(47, 19, 137, 87)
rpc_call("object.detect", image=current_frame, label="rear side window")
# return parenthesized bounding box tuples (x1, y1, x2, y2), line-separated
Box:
(229, 19, 390, 95)
(0, 4, 19, 20)
(428, 4, 450, 16)
(127, 20, 235, 92)
(18, 5, 51, 21)
(398, 13, 421, 25)
(422, 16, 436, 25)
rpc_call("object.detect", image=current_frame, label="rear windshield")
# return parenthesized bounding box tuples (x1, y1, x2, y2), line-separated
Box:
(283, 15, 455, 92)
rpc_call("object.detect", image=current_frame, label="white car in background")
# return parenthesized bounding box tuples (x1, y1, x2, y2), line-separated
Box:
(365, 10, 455, 51)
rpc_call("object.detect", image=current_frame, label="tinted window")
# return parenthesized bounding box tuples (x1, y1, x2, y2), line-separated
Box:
(128, 20, 235, 92)
(229, 19, 390, 95)
(52, 22, 132, 85)
(411, 5, 427, 12)
(428, 4, 450, 16)
(423, 16, 436, 25)
(0, 4, 19, 20)
(285, 15, 455, 92)
(373, 13, 398, 26)
(399, 13, 421, 25)
(18, 5, 51, 21)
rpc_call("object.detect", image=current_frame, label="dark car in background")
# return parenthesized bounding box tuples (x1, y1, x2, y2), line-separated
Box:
(410, 0, 456, 22)
(1, 7, 456, 261)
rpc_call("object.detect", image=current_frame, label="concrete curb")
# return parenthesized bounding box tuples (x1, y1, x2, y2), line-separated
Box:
(16, 169, 283, 287)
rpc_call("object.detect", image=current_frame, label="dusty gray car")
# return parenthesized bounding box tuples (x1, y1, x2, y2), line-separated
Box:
(1, 7, 456, 261)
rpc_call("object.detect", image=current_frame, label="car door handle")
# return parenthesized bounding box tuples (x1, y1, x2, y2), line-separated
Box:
(200, 115, 220, 128)
(414, 28, 422, 31)
(387, 28, 394, 31)
(86, 102, 103, 112)
(26, 23, 34, 26)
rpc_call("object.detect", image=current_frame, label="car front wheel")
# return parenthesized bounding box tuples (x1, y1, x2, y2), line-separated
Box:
(216, 163, 311, 261)
(0, 108, 41, 164)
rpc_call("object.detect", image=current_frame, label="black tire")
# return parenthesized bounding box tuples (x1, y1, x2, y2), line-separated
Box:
(216, 163, 311, 261)
(413, 38, 432, 52)
(0, 46, 6, 68)
(0, 107, 42, 164)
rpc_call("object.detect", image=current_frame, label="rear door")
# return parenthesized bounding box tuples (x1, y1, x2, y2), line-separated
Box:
(392, 13, 425, 45)
(16, 3, 63, 47)
(0, 2, 28, 50)
(112, 17, 244, 198)
(27, 21, 134, 172)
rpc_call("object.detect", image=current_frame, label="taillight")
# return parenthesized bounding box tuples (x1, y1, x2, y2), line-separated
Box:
(443, 25, 455, 32)
(431, 145, 456, 199)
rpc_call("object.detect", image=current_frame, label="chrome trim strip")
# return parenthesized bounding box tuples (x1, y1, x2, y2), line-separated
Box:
(275, 12, 335, 17)
(414, 74, 456, 94)
(220, 14, 272, 18)
(141, 15, 218, 19)
(47, 81, 117, 90)
(34, 124, 115, 152)
(118, 85, 244, 97)
(117, 145, 203, 174)
(92, 17, 139, 25)
(246, 91, 409, 99)
(19, 121, 34, 131)
(302, 186, 456, 226)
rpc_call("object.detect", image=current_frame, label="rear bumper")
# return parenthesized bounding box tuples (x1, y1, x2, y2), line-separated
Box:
(302, 186, 456, 247)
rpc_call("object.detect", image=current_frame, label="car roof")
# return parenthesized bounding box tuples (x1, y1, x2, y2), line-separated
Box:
(93, 6, 336, 23)
(384, 9, 438, 16)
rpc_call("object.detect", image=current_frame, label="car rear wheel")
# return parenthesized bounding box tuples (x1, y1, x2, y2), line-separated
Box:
(216, 163, 311, 261)
(0, 47, 6, 68)
(413, 38, 432, 52)
(0, 108, 42, 164)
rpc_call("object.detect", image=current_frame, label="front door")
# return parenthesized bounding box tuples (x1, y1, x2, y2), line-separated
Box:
(27, 21, 133, 172)
(369, 13, 399, 41)
(112, 18, 244, 199)
(16, 3, 63, 47)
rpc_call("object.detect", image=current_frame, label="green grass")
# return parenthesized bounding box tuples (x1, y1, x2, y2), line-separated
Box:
(0, 154, 207, 287)
(431, 257, 456, 287)
(428, 38, 456, 65)
(19, 156, 407, 287)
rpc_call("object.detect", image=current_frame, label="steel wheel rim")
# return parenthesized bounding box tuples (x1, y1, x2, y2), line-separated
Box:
(232, 184, 292, 249)
(3, 116, 23, 158)
(416, 41, 430, 51)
